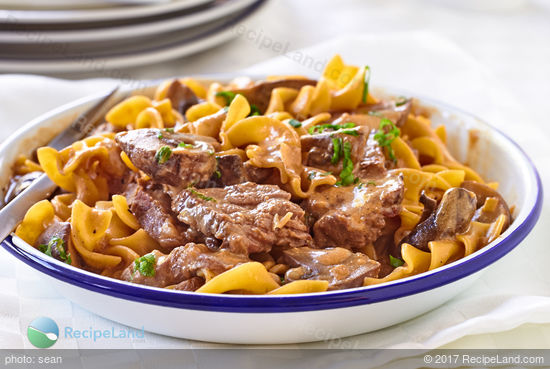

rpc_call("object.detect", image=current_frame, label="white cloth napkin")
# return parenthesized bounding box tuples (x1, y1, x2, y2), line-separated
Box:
(0, 32, 549, 364)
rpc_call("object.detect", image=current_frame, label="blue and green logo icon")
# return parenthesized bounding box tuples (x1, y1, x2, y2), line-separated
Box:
(27, 317, 59, 348)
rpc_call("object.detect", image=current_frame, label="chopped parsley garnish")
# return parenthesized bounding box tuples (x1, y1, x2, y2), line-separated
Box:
(214, 169, 221, 178)
(374, 118, 400, 162)
(177, 142, 194, 149)
(362, 66, 371, 103)
(249, 104, 261, 116)
(340, 129, 359, 136)
(389, 255, 404, 268)
(39, 236, 71, 265)
(331, 137, 342, 164)
(215, 91, 237, 105)
(157, 133, 164, 139)
(189, 188, 216, 202)
(164, 128, 174, 133)
(155, 146, 172, 164)
(395, 97, 409, 107)
(309, 122, 356, 135)
(288, 119, 302, 128)
(308, 171, 332, 180)
(134, 253, 156, 277)
(336, 141, 355, 186)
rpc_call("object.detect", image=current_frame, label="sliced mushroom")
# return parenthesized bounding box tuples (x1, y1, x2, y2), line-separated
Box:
(283, 247, 380, 290)
(165, 80, 199, 115)
(418, 192, 437, 223)
(229, 78, 317, 113)
(461, 181, 511, 229)
(399, 187, 477, 252)
(3, 171, 43, 205)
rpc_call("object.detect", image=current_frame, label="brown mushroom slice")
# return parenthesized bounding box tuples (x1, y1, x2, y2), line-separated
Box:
(165, 80, 199, 115)
(229, 78, 317, 113)
(418, 192, 437, 223)
(399, 187, 477, 252)
(461, 181, 511, 229)
(283, 247, 380, 290)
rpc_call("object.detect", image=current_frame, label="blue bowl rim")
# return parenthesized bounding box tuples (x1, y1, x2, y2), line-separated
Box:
(0, 92, 544, 314)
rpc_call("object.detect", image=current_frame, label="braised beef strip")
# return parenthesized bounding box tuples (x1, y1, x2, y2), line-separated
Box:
(171, 182, 312, 255)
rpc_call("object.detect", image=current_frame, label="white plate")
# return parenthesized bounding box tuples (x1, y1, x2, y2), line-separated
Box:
(0, 1, 259, 58)
(0, 81, 542, 344)
(0, 0, 214, 24)
(0, 1, 264, 73)
(0, 0, 171, 10)
(0, 0, 256, 44)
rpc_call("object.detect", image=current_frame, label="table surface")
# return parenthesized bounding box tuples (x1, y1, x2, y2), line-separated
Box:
(4, 0, 550, 350)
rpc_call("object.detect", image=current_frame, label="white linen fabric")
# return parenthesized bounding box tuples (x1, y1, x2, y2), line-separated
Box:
(0, 32, 548, 367)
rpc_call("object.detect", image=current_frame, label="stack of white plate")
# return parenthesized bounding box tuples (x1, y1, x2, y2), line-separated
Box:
(0, 0, 266, 73)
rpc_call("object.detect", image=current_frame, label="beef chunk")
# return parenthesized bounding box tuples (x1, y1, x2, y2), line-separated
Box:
(165, 80, 199, 115)
(171, 182, 312, 255)
(121, 243, 248, 287)
(125, 182, 198, 251)
(242, 161, 278, 184)
(302, 173, 404, 249)
(229, 78, 317, 112)
(350, 98, 412, 127)
(301, 126, 386, 179)
(207, 154, 245, 187)
(283, 247, 380, 290)
(115, 128, 218, 187)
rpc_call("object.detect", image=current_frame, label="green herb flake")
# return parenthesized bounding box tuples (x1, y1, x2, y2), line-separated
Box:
(134, 253, 156, 277)
(155, 146, 172, 164)
(177, 142, 194, 149)
(157, 133, 164, 139)
(249, 104, 261, 116)
(389, 255, 405, 268)
(309, 122, 356, 135)
(336, 141, 355, 186)
(373, 118, 400, 162)
(288, 119, 302, 128)
(38, 236, 71, 265)
(395, 97, 409, 107)
(331, 137, 342, 164)
(189, 188, 216, 202)
(164, 128, 175, 133)
(340, 129, 359, 136)
(362, 66, 371, 104)
(215, 91, 238, 105)
(214, 169, 221, 179)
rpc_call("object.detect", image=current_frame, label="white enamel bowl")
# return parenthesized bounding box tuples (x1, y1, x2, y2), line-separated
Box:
(0, 81, 542, 344)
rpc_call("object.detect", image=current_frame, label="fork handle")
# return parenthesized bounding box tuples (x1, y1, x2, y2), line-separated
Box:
(0, 174, 57, 243)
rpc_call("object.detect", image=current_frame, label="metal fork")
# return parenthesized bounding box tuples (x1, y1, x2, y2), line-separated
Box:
(0, 87, 120, 243)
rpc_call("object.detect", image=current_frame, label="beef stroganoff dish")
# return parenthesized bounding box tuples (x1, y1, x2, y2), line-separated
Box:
(11, 55, 512, 295)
